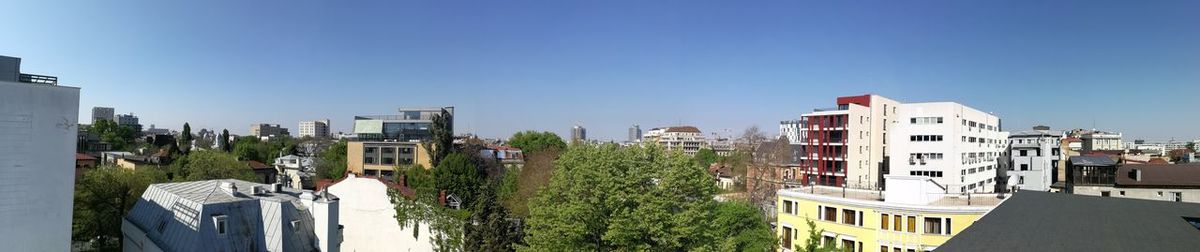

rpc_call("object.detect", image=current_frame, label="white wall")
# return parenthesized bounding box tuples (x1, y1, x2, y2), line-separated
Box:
(889, 102, 1005, 193)
(0, 81, 79, 251)
(328, 175, 434, 252)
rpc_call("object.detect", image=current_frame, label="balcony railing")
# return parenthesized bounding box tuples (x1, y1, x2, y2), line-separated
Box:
(18, 74, 57, 85)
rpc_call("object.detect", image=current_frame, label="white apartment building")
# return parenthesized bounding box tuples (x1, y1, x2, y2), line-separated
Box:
(779, 119, 806, 145)
(644, 126, 708, 156)
(888, 102, 1007, 193)
(796, 94, 901, 189)
(299, 119, 330, 138)
(1080, 131, 1122, 151)
(1006, 128, 1061, 191)
(0, 55, 79, 251)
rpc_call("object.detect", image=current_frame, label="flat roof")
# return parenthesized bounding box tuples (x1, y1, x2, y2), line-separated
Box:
(779, 186, 1003, 211)
(938, 190, 1200, 252)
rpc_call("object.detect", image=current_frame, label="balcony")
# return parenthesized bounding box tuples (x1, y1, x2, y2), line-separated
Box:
(18, 73, 57, 85)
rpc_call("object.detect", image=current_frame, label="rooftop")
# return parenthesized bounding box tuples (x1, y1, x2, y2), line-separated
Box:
(779, 185, 1004, 209)
(938, 190, 1200, 252)
(1069, 156, 1118, 166)
(1116, 164, 1200, 188)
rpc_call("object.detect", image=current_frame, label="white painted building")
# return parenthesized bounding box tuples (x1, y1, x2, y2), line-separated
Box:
(1080, 131, 1122, 151)
(299, 119, 330, 138)
(274, 154, 315, 189)
(1006, 128, 1061, 191)
(644, 126, 709, 156)
(888, 102, 1007, 193)
(327, 175, 435, 252)
(0, 55, 79, 251)
(779, 119, 806, 145)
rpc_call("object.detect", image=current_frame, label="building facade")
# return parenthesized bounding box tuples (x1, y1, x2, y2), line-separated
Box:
(353, 107, 452, 142)
(776, 176, 1002, 252)
(115, 113, 142, 133)
(888, 102, 1006, 194)
(91, 106, 114, 124)
(122, 180, 341, 252)
(251, 123, 290, 138)
(797, 94, 901, 189)
(1076, 130, 1123, 151)
(299, 119, 330, 138)
(628, 124, 642, 142)
(779, 119, 807, 145)
(1005, 128, 1061, 191)
(644, 126, 709, 156)
(571, 125, 587, 143)
(347, 141, 433, 177)
(0, 55, 79, 251)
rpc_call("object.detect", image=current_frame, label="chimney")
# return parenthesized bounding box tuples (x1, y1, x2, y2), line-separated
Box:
(439, 190, 447, 207)
(220, 182, 238, 196)
(399, 175, 407, 187)
(302, 190, 340, 252)
(272, 183, 284, 193)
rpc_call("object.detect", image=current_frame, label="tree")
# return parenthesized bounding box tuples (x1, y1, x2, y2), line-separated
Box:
(507, 131, 567, 153)
(520, 144, 718, 251)
(502, 149, 559, 217)
(712, 201, 777, 251)
(179, 123, 193, 154)
(89, 119, 136, 151)
(465, 181, 519, 252)
(423, 108, 454, 165)
(1188, 142, 1196, 152)
(233, 143, 262, 163)
(316, 140, 347, 180)
(219, 129, 231, 152)
(174, 150, 257, 181)
(72, 166, 166, 250)
(694, 148, 719, 168)
(434, 152, 483, 208)
(798, 219, 839, 252)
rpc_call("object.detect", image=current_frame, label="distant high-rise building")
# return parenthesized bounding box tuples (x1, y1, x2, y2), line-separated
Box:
(115, 113, 142, 132)
(299, 119, 330, 138)
(0, 55, 78, 251)
(628, 124, 642, 142)
(91, 107, 113, 124)
(572, 125, 587, 143)
(250, 123, 290, 138)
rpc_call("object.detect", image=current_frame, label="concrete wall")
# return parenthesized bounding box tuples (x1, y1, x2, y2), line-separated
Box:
(0, 81, 79, 251)
(889, 102, 1005, 193)
(1072, 185, 1200, 203)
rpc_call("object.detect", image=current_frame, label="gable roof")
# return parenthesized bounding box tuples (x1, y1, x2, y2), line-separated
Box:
(938, 190, 1200, 252)
(243, 160, 271, 170)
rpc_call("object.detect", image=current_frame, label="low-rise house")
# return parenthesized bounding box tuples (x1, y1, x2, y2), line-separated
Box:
(274, 154, 316, 190)
(244, 160, 278, 184)
(75, 153, 97, 181)
(937, 190, 1200, 252)
(479, 145, 524, 170)
(326, 174, 434, 251)
(122, 179, 341, 252)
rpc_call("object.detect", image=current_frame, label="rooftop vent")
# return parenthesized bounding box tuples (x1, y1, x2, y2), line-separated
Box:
(220, 182, 238, 196)
(252, 186, 268, 195)
(272, 183, 284, 193)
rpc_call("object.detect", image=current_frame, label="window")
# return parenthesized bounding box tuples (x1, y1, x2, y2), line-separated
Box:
(401, 148, 413, 154)
(842, 239, 856, 252)
(382, 147, 395, 154)
(1020, 164, 1029, 171)
(843, 209, 856, 225)
(1172, 192, 1183, 202)
(946, 218, 952, 235)
(365, 147, 377, 153)
(1120, 191, 1126, 196)
(893, 216, 902, 231)
(882, 246, 889, 252)
(783, 200, 794, 215)
(823, 236, 836, 248)
(382, 157, 394, 165)
(824, 207, 837, 221)
(290, 220, 302, 232)
(1019, 150, 1027, 156)
(907, 216, 916, 233)
(924, 217, 943, 234)
(364, 157, 375, 164)
(214, 215, 228, 235)
(781, 226, 793, 248)
(881, 214, 890, 229)
(1101, 191, 1111, 197)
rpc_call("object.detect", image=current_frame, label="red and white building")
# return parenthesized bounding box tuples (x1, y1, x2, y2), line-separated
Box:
(798, 95, 901, 189)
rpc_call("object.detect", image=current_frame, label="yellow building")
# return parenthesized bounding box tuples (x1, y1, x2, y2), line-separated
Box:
(776, 176, 1005, 252)
(346, 141, 433, 176)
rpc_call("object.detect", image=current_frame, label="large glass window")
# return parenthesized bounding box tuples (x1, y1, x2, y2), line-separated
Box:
(924, 217, 943, 234)
(823, 207, 837, 222)
(842, 209, 856, 225)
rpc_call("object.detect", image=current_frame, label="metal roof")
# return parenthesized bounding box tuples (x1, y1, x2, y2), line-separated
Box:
(124, 179, 328, 252)
(938, 190, 1200, 252)
(1069, 156, 1118, 166)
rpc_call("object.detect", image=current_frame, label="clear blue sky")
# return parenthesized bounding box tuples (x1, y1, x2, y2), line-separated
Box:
(3, 1, 1198, 141)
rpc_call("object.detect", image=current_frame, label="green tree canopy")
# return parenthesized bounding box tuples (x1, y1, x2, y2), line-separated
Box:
(89, 119, 136, 151)
(180, 123, 193, 153)
(694, 148, 720, 168)
(433, 152, 483, 208)
(423, 109, 454, 165)
(72, 166, 166, 250)
(465, 181, 520, 252)
(316, 140, 347, 180)
(713, 201, 777, 251)
(520, 144, 719, 251)
(501, 148, 559, 217)
(174, 150, 257, 181)
(507, 131, 567, 153)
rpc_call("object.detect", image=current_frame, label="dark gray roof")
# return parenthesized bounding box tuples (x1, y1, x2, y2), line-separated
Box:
(937, 191, 1200, 252)
(1069, 156, 1117, 166)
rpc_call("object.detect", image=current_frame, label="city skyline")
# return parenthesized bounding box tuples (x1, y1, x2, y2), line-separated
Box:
(3, 1, 1199, 141)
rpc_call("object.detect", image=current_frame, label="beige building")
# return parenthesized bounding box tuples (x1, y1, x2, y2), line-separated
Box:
(347, 141, 432, 177)
(643, 126, 708, 156)
(250, 123, 290, 138)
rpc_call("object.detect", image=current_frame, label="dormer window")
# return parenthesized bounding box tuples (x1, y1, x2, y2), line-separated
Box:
(214, 215, 228, 235)
(291, 220, 302, 232)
